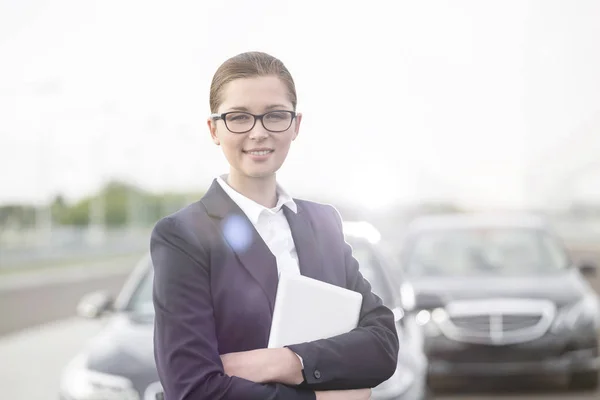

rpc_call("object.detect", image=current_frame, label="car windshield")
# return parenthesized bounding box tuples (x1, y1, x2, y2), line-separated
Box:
(404, 228, 569, 276)
(126, 240, 390, 313)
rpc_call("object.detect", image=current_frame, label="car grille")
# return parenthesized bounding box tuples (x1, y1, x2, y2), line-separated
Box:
(451, 314, 543, 332)
(438, 298, 555, 345)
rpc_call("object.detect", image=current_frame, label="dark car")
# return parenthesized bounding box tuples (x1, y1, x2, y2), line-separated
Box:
(59, 221, 428, 400)
(395, 213, 600, 391)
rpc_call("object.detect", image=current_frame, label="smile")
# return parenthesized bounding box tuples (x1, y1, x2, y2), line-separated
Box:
(243, 150, 274, 156)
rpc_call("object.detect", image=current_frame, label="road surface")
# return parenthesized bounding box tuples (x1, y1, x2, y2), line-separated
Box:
(0, 254, 141, 336)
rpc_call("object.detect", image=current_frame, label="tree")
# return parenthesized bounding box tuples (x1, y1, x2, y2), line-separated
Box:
(1, 181, 206, 229)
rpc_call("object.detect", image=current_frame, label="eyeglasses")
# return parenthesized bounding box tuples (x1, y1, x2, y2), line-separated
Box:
(211, 110, 296, 134)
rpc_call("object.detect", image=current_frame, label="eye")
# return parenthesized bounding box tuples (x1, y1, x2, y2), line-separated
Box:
(226, 113, 252, 123)
(265, 112, 289, 121)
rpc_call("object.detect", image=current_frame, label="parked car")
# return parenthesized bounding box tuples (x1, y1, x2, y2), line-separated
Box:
(395, 213, 600, 391)
(59, 221, 428, 400)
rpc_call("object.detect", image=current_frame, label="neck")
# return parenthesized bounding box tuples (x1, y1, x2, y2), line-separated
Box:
(227, 171, 278, 208)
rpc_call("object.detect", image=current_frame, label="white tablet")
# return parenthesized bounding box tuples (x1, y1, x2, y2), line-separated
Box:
(267, 273, 363, 348)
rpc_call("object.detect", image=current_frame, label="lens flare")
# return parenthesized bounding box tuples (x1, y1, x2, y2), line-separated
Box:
(221, 215, 253, 252)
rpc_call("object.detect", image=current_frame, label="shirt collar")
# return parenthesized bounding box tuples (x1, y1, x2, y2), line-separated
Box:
(216, 175, 297, 224)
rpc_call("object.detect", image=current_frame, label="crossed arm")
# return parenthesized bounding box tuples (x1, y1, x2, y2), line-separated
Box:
(219, 347, 371, 400)
(151, 210, 398, 400)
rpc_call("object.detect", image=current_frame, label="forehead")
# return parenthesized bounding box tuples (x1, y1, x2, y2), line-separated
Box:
(219, 76, 292, 112)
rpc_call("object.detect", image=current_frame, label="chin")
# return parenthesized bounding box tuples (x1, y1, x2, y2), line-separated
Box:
(243, 169, 277, 179)
(246, 171, 277, 179)
(241, 165, 281, 179)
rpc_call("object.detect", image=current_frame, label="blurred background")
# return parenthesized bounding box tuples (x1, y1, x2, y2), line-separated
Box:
(1, 0, 599, 399)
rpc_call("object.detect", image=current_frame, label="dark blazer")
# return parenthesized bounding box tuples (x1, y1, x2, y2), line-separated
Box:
(151, 179, 399, 400)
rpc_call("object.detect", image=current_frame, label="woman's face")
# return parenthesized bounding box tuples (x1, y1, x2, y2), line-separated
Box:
(208, 76, 301, 181)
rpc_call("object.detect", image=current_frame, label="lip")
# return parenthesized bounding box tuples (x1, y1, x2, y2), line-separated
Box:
(243, 148, 274, 153)
(243, 148, 274, 161)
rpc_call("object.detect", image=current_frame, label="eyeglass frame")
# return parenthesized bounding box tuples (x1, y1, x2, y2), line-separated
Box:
(210, 110, 297, 134)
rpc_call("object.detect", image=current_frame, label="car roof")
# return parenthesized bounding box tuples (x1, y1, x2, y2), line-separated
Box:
(406, 212, 550, 232)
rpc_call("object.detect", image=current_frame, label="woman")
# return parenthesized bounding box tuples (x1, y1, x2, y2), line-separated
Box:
(151, 51, 399, 400)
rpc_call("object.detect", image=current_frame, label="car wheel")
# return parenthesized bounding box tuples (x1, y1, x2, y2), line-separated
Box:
(568, 371, 599, 391)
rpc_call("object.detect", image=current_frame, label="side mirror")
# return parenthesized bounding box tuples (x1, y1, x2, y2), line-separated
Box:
(578, 261, 597, 277)
(77, 290, 114, 319)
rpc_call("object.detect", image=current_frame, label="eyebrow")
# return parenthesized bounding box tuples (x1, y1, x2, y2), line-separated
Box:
(226, 104, 290, 112)
(264, 104, 288, 110)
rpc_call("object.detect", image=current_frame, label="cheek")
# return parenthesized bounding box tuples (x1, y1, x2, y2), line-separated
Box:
(274, 137, 293, 161)
(276, 136, 293, 152)
(220, 137, 243, 160)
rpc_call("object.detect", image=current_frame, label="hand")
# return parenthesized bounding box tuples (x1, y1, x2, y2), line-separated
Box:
(315, 389, 371, 400)
(220, 348, 303, 385)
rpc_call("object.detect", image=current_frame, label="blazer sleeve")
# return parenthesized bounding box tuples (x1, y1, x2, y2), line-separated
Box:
(151, 216, 316, 400)
(286, 206, 399, 391)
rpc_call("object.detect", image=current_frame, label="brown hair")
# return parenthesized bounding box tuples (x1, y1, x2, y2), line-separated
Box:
(209, 51, 297, 113)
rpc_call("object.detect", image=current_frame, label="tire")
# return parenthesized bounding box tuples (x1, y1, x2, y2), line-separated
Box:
(568, 371, 599, 391)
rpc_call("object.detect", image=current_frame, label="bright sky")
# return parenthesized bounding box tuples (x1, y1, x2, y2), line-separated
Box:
(1, 0, 599, 210)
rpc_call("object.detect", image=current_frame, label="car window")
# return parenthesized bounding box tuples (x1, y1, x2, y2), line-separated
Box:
(405, 228, 569, 276)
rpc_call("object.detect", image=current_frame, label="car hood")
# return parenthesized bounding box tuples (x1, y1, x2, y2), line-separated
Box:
(407, 269, 588, 310)
(80, 313, 427, 397)
(83, 312, 158, 390)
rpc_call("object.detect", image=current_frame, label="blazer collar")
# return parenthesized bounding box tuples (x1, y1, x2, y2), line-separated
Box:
(215, 175, 297, 224)
(283, 205, 323, 281)
(202, 178, 297, 219)
(201, 179, 323, 312)
(201, 179, 238, 219)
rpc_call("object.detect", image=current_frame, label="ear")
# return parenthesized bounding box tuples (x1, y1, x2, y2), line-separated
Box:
(207, 118, 220, 145)
(292, 112, 302, 141)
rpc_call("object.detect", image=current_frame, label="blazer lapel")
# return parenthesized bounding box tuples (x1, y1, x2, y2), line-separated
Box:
(201, 180, 279, 313)
(283, 204, 323, 280)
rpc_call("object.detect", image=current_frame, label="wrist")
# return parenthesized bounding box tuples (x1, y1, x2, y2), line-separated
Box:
(314, 391, 328, 400)
(268, 348, 304, 385)
(262, 348, 285, 382)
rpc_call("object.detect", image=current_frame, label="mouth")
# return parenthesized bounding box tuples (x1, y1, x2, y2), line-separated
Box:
(243, 149, 274, 156)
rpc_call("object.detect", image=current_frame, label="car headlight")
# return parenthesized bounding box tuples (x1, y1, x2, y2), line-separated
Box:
(413, 308, 448, 337)
(59, 354, 140, 400)
(552, 294, 600, 333)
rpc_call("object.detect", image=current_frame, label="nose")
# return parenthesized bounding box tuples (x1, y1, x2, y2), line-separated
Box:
(247, 118, 269, 140)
